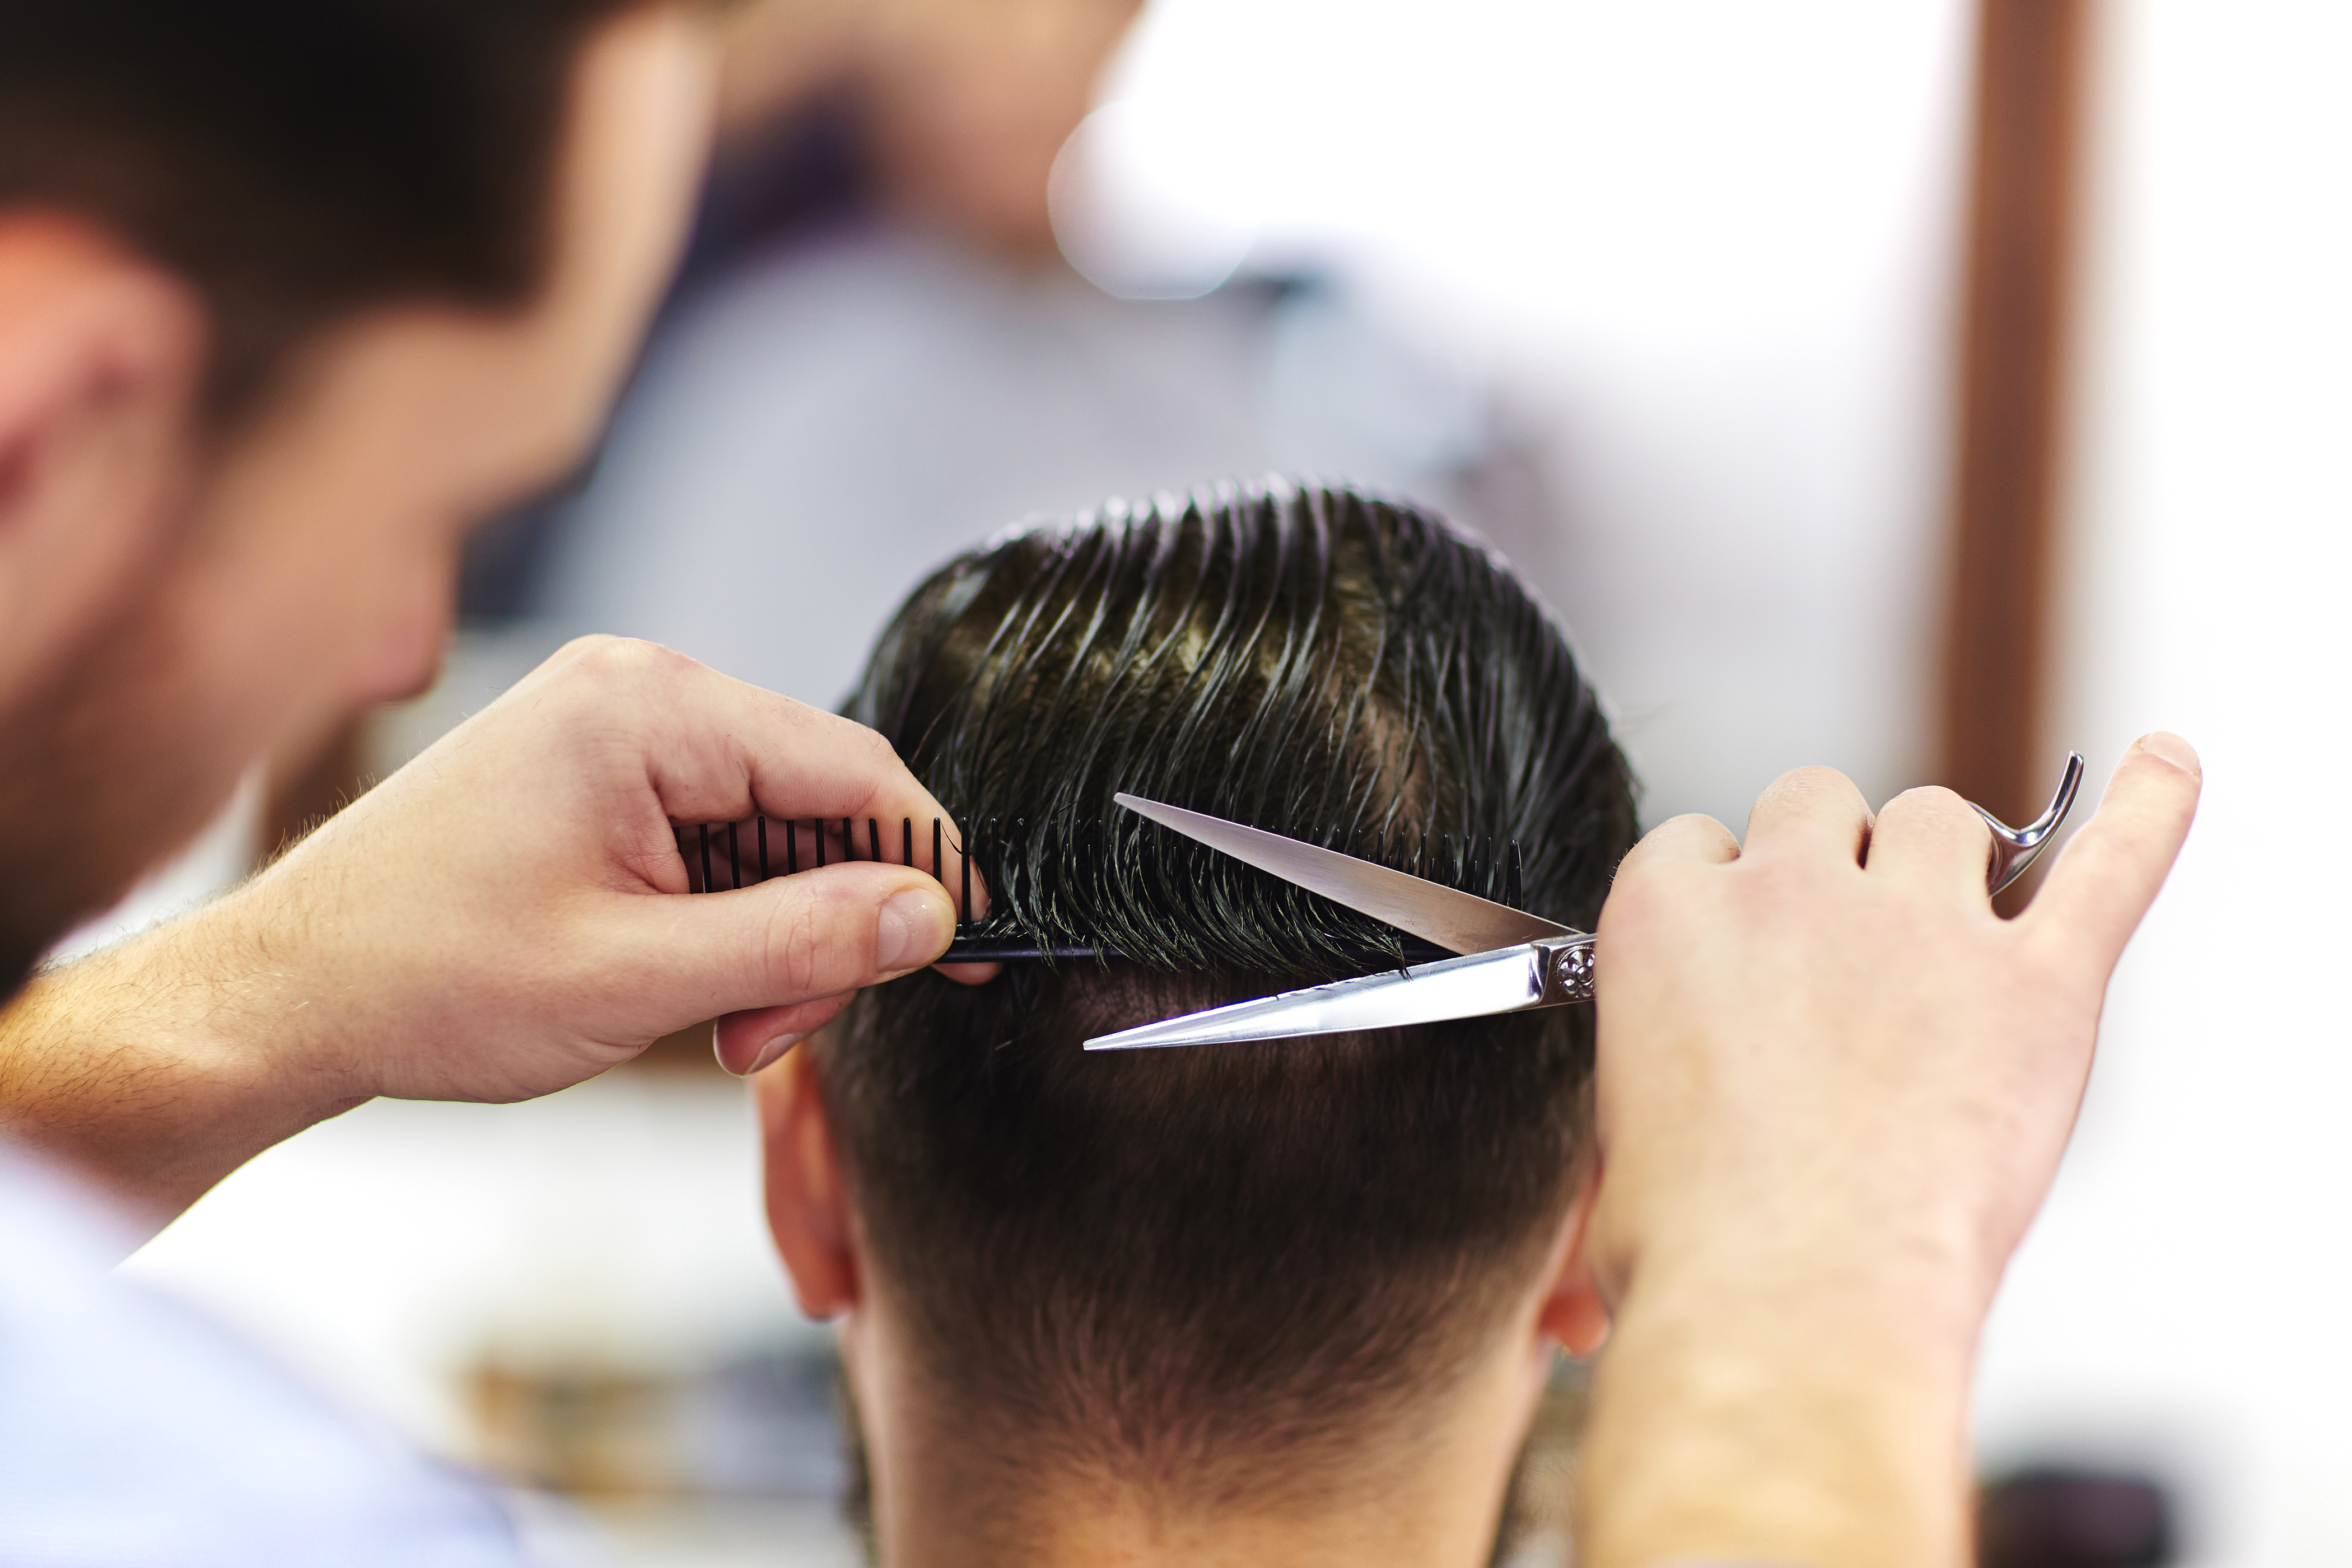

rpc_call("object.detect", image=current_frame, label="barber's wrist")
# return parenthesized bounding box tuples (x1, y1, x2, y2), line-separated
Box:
(1612, 1227, 1986, 1406)
(1625, 1190, 1994, 1340)
(0, 896, 370, 1224)
(1600, 1114, 2010, 1335)
(187, 872, 385, 1110)
(1580, 1229, 1981, 1568)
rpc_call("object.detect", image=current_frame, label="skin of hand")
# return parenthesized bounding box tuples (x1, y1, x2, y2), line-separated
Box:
(1575, 734, 2201, 1568)
(0, 635, 986, 1226)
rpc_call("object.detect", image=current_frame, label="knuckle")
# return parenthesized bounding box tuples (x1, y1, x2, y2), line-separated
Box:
(786, 702, 891, 751)
(827, 721, 914, 806)
(1775, 764, 1859, 800)
(1604, 855, 1705, 924)
(1887, 783, 1975, 821)
(852, 720, 903, 772)
(552, 632, 624, 662)
(572, 635, 697, 684)
(1617, 815, 1735, 874)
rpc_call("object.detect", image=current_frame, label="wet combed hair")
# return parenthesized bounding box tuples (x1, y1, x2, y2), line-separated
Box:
(0, 0, 650, 419)
(822, 479, 1637, 1506)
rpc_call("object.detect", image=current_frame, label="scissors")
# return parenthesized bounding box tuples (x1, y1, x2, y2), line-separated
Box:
(1084, 754, 2087, 1051)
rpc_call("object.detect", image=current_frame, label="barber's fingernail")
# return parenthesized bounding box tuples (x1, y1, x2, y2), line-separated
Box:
(2138, 731, 2200, 777)
(740, 1033, 805, 1077)
(876, 888, 953, 972)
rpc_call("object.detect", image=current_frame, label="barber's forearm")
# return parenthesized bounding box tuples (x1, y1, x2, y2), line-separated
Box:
(0, 646, 985, 1231)
(0, 894, 365, 1233)
(1578, 1239, 1978, 1568)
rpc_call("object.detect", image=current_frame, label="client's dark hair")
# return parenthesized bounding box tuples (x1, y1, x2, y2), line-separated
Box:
(822, 479, 1636, 1503)
(0, 0, 652, 419)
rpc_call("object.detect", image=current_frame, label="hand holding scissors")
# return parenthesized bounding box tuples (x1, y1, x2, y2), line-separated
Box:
(1089, 754, 2086, 1051)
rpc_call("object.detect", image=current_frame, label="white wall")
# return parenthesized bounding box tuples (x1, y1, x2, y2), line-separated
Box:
(1974, 4, 2352, 1563)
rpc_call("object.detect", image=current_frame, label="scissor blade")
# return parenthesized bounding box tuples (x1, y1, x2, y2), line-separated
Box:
(1112, 794, 1573, 955)
(1086, 941, 1563, 1051)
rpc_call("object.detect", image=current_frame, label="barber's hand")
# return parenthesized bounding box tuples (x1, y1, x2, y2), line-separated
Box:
(1576, 735, 2199, 1568)
(213, 636, 981, 1096)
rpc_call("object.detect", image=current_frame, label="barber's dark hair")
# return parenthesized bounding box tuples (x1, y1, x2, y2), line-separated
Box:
(0, 0, 654, 418)
(823, 480, 1637, 1508)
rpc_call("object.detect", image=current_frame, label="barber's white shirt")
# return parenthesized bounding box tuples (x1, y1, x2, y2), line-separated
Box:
(0, 1143, 525, 1567)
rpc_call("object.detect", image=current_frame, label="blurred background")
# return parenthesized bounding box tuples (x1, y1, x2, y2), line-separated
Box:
(47, 0, 2350, 1563)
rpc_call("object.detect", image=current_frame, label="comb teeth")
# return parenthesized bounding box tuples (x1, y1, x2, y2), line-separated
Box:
(673, 815, 1534, 961)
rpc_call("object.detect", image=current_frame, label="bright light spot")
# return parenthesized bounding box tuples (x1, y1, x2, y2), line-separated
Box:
(1049, 99, 1259, 301)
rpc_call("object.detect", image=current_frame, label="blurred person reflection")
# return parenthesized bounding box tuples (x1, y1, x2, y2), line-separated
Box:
(511, 0, 1567, 712)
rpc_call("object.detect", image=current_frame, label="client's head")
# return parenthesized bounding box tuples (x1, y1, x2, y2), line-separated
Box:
(757, 479, 1638, 1564)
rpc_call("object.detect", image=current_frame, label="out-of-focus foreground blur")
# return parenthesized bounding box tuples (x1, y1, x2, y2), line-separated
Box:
(48, 1, 2348, 1564)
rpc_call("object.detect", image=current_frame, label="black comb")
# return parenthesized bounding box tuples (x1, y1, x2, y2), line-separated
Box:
(671, 815, 1532, 963)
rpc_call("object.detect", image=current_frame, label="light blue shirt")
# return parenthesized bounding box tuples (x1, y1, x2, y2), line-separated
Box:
(0, 1144, 525, 1567)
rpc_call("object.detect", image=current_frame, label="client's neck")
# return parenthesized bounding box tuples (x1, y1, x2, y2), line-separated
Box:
(846, 1316, 1547, 1568)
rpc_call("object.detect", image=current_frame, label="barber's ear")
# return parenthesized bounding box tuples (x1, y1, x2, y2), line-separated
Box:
(754, 1044, 862, 1318)
(0, 216, 203, 704)
(1537, 1161, 1611, 1358)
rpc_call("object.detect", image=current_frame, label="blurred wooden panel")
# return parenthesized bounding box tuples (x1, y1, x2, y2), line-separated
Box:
(1942, 0, 2093, 840)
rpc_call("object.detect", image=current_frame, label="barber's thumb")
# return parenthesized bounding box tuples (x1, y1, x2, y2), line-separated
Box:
(653, 862, 960, 1016)
(873, 879, 959, 972)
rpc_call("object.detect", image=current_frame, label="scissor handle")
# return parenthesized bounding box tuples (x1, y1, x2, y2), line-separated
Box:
(1972, 752, 2087, 896)
(1535, 935, 1598, 1006)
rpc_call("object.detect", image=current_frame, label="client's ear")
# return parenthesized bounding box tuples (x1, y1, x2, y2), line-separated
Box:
(754, 1045, 862, 1318)
(1536, 1163, 1611, 1357)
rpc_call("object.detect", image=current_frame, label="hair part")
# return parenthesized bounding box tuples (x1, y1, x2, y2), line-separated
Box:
(820, 480, 1637, 1513)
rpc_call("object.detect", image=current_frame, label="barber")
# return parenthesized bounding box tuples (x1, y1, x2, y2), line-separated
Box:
(0, 3, 2196, 1565)
(0, 10, 979, 1557)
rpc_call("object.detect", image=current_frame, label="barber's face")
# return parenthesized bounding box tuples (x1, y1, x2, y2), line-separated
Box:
(0, 6, 715, 972)
(172, 4, 715, 723)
